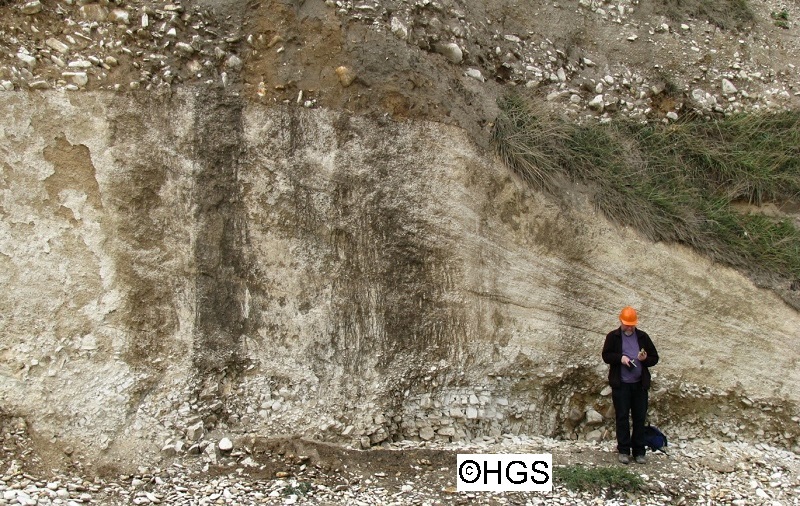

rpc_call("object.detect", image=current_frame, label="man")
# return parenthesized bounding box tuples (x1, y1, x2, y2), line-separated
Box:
(602, 306, 659, 464)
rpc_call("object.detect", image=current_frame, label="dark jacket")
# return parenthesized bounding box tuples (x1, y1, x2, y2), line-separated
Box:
(602, 328, 659, 389)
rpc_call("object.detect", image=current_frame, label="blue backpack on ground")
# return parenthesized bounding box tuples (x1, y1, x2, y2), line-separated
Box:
(644, 425, 668, 454)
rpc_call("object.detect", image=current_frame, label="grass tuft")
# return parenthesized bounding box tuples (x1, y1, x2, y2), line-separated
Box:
(555, 464, 644, 492)
(492, 95, 572, 192)
(491, 93, 800, 285)
(772, 9, 790, 29)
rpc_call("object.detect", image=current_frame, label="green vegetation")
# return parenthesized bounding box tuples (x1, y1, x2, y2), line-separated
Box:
(555, 464, 644, 492)
(492, 94, 800, 282)
(282, 481, 313, 496)
(771, 9, 790, 29)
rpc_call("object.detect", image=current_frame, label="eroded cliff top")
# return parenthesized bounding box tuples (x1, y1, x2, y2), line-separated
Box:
(2, 0, 800, 138)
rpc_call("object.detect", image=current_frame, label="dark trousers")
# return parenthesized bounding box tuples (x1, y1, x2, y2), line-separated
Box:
(611, 382, 648, 456)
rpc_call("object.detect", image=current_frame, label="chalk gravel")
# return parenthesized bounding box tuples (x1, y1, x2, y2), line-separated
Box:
(1, 430, 798, 506)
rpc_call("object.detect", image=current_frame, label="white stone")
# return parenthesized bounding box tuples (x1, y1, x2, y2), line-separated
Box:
(175, 43, 195, 56)
(390, 17, 408, 40)
(691, 88, 717, 108)
(419, 427, 435, 440)
(46, 38, 70, 55)
(588, 95, 604, 111)
(186, 422, 204, 441)
(218, 437, 233, 451)
(722, 78, 738, 95)
(418, 396, 432, 409)
(438, 427, 456, 436)
(586, 429, 603, 442)
(569, 407, 584, 423)
(435, 42, 463, 64)
(16, 53, 36, 68)
(464, 68, 484, 82)
(109, 9, 130, 24)
(20, 1, 42, 14)
(225, 55, 243, 71)
(586, 409, 603, 425)
(63, 72, 88, 86)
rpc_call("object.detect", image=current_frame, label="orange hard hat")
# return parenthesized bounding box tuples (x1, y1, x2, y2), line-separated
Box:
(619, 306, 638, 326)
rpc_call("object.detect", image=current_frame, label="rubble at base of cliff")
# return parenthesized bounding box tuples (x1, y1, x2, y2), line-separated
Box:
(1, 415, 799, 505)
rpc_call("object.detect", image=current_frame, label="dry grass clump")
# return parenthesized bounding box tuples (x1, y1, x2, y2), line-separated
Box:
(491, 94, 800, 281)
(492, 94, 571, 193)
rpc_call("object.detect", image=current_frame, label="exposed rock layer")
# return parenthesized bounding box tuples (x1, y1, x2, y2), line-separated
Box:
(1, 91, 798, 467)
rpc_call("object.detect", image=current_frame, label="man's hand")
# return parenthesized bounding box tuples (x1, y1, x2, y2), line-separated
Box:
(637, 349, 647, 361)
(621, 355, 632, 366)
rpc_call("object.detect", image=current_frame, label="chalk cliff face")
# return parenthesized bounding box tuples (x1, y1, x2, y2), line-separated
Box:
(1, 91, 798, 467)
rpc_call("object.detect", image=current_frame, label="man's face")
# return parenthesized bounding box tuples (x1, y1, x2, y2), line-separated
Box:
(620, 323, 635, 335)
